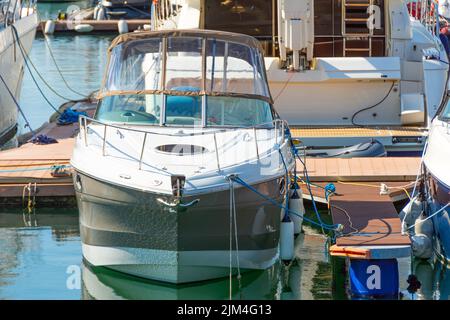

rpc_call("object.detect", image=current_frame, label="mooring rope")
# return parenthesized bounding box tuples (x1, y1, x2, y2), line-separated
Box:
(231, 179, 242, 297)
(11, 25, 62, 115)
(229, 175, 340, 231)
(35, 7, 90, 99)
(228, 178, 233, 300)
(407, 202, 450, 231)
(0, 71, 35, 137)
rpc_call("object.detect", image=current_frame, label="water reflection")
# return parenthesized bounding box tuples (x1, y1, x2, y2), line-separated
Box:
(82, 262, 281, 300)
(1, 209, 449, 300)
(81, 229, 334, 300)
(0, 210, 81, 299)
(400, 259, 450, 300)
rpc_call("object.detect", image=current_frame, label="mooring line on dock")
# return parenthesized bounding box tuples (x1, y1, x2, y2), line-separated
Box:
(0, 161, 70, 168)
(0, 164, 71, 174)
(336, 180, 414, 200)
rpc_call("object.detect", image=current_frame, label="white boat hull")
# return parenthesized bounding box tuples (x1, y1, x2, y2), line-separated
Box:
(0, 14, 38, 145)
(74, 171, 286, 284)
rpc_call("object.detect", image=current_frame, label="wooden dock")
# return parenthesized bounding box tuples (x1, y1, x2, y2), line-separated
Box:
(297, 158, 415, 259)
(0, 100, 96, 207)
(37, 20, 151, 34)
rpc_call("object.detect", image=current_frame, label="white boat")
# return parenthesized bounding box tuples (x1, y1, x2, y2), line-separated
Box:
(423, 86, 450, 265)
(71, 29, 296, 284)
(151, 0, 449, 154)
(0, 0, 38, 146)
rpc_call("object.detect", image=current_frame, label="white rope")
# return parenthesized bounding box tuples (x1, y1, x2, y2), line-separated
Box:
(407, 202, 450, 230)
(229, 179, 233, 301)
(228, 178, 242, 300)
(401, 139, 428, 233)
(232, 180, 242, 297)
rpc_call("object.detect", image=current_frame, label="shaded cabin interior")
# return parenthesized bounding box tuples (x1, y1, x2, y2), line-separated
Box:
(202, 0, 386, 59)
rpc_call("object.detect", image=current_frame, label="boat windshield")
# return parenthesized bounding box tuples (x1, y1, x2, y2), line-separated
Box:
(97, 33, 274, 127)
(440, 95, 450, 122)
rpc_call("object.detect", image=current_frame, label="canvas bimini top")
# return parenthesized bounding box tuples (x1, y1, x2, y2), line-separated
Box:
(96, 29, 276, 128)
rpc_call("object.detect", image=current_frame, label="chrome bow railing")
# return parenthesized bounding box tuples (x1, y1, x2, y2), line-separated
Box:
(78, 115, 289, 172)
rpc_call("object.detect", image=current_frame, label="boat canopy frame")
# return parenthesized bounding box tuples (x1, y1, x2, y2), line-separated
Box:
(100, 29, 274, 105)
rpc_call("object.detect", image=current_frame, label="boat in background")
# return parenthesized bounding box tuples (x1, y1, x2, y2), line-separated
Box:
(423, 86, 450, 265)
(96, 0, 151, 19)
(71, 29, 296, 283)
(150, 0, 448, 155)
(0, 0, 38, 146)
(37, 0, 79, 3)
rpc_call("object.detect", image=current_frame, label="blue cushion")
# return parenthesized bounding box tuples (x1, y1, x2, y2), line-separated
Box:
(166, 86, 201, 117)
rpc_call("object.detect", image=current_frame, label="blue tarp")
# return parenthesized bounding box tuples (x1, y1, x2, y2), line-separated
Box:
(57, 108, 88, 126)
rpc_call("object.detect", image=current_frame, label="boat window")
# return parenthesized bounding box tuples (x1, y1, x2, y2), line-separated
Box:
(165, 93, 202, 126)
(101, 34, 274, 127)
(95, 94, 162, 125)
(155, 144, 207, 155)
(206, 96, 273, 127)
(165, 37, 203, 91)
(206, 39, 269, 97)
(203, 0, 273, 40)
(105, 38, 164, 92)
(440, 96, 450, 121)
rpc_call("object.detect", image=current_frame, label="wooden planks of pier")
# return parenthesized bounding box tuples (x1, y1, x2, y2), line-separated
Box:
(297, 158, 415, 259)
(0, 101, 95, 207)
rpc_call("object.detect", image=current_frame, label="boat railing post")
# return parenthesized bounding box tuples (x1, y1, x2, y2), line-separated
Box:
(281, 120, 285, 144)
(139, 132, 147, 170)
(253, 127, 260, 160)
(102, 124, 107, 156)
(78, 116, 82, 140)
(214, 132, 220, 172)
(83, 117, 88, 147)
(274, 120, 278, 144)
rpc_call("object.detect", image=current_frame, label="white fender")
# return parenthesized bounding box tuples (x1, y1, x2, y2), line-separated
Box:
(74, 24, 94, 33)
(289, 188, 305, 234)
(44, 20, 55, 35)
(414, 213, 434, 239)
(96, 7, 106, 20)
(411, 233, 433, 259)
(280, 220, 294, 262)
(118, 19, 128, 34)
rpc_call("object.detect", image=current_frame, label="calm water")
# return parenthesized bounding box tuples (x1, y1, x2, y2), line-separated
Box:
(3, 4, 450, 300)
(1, 208, 449, 300)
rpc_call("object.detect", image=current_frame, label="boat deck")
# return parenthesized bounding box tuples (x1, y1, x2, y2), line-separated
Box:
(290, 126, 427, 152)
(297, 157, 421, 182)
(290, 126, 427, 138)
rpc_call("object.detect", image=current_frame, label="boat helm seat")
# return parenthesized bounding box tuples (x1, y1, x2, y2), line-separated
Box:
(165, 86, 201, 125)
